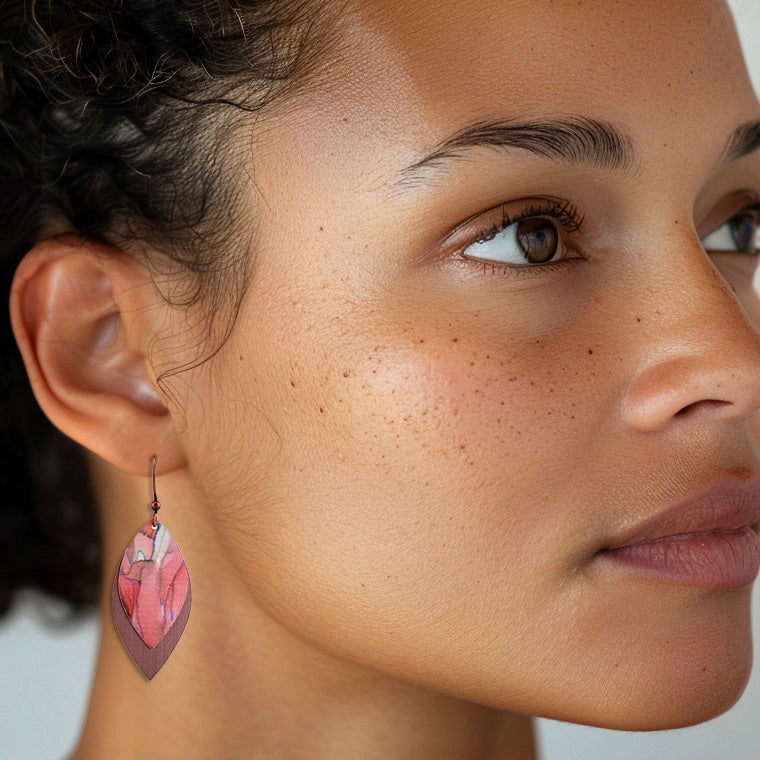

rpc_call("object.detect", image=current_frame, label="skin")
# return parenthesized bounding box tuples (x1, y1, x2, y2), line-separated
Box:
(9, 1, 760, 758)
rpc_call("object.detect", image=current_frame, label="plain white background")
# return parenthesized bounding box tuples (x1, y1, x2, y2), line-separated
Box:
(2, 1, 760, 757)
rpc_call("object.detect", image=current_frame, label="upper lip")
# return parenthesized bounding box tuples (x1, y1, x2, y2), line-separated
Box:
(603, 478, 760, 551)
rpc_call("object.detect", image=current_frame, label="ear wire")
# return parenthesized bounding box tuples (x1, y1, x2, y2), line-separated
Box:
(150, 454, 161, 527)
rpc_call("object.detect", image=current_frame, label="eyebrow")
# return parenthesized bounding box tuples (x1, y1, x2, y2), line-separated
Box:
(722, 120, 760, 164)
(397, 116, 760, 187)
(398, 117, 635, 185)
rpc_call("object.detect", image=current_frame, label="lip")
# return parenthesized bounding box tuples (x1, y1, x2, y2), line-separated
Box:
(597, 479, 760, 590)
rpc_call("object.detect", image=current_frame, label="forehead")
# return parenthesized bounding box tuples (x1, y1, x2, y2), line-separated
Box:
(302, 0, 757, 163)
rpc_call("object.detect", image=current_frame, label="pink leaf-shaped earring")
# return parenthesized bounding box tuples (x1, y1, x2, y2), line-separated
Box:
(111, 455, 191, 680)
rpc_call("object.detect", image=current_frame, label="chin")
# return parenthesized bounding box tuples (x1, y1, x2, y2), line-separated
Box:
(595, 666, 751, 731)
(545, 590, 755, 731)
(475, 585, 757, 732)
(529, 656, 753, 732)
(576, 670, 752, 732)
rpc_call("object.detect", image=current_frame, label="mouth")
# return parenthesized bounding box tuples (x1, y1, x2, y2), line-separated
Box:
(597, 479, 760, 590)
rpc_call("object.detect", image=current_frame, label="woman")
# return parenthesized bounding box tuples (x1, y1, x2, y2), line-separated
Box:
(2, 0, 760, 757)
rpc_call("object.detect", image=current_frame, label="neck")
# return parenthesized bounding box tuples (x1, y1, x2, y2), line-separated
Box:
(72, 459, 536, 760)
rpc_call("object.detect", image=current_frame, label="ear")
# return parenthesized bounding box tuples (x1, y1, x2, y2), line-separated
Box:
(9, 236, 186, 476)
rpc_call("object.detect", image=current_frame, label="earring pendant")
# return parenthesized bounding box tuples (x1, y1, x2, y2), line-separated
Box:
(111, 456, 191, 680)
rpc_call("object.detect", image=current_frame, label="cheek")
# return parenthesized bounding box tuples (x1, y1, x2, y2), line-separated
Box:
(335, 339, 583, 508)
(246, 350, 559, 688)
(212, 306, 607, 668)
(279, 325, 592, 544)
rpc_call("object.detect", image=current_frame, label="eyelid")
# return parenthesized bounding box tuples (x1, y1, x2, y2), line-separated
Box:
(444, 196, 584, 255)
(699, 198, 760, 257)
(697, 191, 759, 240)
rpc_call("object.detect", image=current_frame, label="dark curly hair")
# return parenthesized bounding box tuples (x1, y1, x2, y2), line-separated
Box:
(0, 0, 337, 617)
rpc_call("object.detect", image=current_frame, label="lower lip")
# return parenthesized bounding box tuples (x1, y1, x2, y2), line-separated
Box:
(598, 527, 760, 590)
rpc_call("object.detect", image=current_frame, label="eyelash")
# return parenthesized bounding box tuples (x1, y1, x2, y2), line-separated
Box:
(472, 198, 585, 247)
(457, 197, 585, 276)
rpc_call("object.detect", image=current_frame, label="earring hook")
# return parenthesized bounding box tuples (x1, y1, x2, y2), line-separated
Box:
(150, 454, 161, 527)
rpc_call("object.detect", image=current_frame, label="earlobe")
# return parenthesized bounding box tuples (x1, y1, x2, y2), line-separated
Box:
(9, 236, 186, 475)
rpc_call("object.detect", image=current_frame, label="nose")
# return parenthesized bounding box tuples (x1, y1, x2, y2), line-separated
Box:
(622, 237, 760, 433)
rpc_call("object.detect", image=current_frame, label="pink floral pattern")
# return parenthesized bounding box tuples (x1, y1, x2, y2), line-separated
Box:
(117, 520, 189, 649)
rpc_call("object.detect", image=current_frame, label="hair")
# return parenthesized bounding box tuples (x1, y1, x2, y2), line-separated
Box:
(0, 0, 336, 617)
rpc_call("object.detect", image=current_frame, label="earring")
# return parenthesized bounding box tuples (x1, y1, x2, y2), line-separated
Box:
(111, 455, 192, 680)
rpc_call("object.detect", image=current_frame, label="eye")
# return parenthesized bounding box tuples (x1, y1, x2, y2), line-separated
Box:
(463, 217, 564, 265)
(454, 197, 583, 272)
(701, 207, 760, 254)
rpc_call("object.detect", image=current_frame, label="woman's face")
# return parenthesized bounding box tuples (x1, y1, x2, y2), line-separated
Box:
(160, 0, 760, 728)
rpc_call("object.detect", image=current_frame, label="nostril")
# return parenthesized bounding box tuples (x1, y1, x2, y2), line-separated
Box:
(674, 399, 732, 417)
(623, 355, 760, 432)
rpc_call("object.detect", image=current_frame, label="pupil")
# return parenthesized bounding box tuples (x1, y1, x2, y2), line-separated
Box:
(517, 219, 558, 263)
(732, 214, 757, 253)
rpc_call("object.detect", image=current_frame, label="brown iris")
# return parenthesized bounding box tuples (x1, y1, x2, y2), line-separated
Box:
(516, 219, 559, 263)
